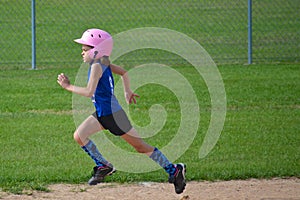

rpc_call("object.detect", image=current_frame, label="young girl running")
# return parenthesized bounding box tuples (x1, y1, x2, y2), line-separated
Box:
(57, 28, 186, 194)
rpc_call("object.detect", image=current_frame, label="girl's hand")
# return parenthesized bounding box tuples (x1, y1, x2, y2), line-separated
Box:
(57, 73, 70, 89)
(125, 90, 140, 104)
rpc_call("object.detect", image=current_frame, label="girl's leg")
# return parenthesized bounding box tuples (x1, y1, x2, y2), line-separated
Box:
(121, 128, 186, 194)
(121, 128, 176, 174)
(75, 115, 115, 185)
(121, 128, 154, 155)
(74, 115, 112, 168)
(74, 115, 103, 146)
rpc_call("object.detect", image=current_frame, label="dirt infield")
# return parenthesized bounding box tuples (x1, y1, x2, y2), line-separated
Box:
(1, 178, 299, 200)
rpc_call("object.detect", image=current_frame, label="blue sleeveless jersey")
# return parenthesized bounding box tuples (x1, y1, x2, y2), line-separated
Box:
(88, 64, 122, 117)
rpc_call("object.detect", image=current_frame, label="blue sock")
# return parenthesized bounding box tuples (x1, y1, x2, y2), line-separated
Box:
(149, 147, 176, 176)
(81, 140, 111, 167)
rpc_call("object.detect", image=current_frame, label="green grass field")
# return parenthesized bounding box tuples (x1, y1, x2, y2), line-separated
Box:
(0, 63, 299, 193)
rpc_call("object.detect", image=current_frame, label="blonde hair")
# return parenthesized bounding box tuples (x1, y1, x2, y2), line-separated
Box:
(100, 56, 110, 66)
(92, 56, 110, 66)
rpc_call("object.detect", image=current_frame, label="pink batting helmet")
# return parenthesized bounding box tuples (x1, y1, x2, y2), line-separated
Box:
(74, 28, 113, 59)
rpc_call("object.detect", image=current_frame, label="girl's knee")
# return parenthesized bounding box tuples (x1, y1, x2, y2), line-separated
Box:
(73, 131, 85, 146)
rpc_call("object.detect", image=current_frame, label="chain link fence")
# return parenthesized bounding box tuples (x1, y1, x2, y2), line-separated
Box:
(1, 0, 299, 69)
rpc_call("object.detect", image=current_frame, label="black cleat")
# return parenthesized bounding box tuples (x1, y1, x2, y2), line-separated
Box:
(168, 163, 186, 194)
(88, 165, 116, 185)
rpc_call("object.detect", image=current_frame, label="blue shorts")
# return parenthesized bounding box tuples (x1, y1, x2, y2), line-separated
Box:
(92, 109, 132, 136)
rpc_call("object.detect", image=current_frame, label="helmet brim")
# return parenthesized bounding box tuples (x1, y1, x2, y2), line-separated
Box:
(74, 38, 94, 47)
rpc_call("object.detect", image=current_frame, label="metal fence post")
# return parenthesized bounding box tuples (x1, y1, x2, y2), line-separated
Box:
(248, 0, 252, 64)
(31, 0, 36, 69)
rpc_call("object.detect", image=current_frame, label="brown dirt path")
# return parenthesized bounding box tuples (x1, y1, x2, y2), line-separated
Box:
(1, 178, 299, 200)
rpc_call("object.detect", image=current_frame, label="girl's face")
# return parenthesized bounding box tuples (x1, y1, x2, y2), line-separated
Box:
(81, 45, 92, 63)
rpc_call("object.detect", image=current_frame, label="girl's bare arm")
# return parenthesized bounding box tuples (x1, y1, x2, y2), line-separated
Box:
(110, 64, 140, 104)
(57, 63, 102, 97)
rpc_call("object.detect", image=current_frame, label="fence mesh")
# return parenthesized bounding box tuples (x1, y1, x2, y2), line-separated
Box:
(0, 0, 299, 69)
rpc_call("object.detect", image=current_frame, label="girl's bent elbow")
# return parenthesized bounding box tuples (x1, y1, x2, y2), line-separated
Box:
(86, 92, 94, 98)
(85, 89, 95, 97)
